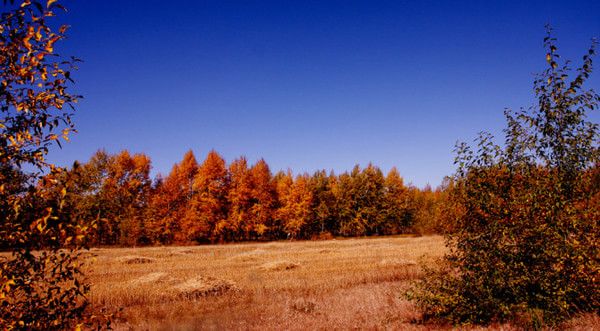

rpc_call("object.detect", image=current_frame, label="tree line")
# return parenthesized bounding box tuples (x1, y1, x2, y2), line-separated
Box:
(38, 149, 453, 246)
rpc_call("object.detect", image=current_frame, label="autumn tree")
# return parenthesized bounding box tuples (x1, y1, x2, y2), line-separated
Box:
(431, 177, 464, 234)
(45, 150, 152, 246)
(381, 167, 411, 234)
(332, 164, 387, 236)
(307, 170, 337, 236)
(408, 184, 441, 235)
(73, 150, 114, 243)
(412, 30, 599, 327)
(147, 150, 198, 244)
(223, 156, 253, 241)
(108, 151, 152, 245)
(275, 171, 313, 239)
(0, 0, 109, 328)
(183, 150, 229, 243)
(247, 159, 276, 239)
(332, 168, 359, 236)
(359, 163, 386, 235)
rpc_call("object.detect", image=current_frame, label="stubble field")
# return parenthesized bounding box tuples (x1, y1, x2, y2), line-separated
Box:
(85, 235, 597, 330)
(86, 235, 443, 330)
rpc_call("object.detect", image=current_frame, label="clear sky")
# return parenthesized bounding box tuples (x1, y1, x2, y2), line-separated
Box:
(47, 0, 600, 188)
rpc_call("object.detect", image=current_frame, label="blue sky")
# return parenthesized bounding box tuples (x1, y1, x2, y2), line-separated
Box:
(47, 1, 599, 187)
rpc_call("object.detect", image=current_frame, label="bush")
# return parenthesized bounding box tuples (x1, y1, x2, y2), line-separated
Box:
(410, 28, 599, 327)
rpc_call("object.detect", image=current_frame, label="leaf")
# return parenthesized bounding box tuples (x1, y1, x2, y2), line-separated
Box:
(58, 24, 69, 34)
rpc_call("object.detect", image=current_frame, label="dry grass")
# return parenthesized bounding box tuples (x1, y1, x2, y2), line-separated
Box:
(84, 235, 597, 330)
(86, 235, 442, 330)
(258, 260, 300, 271)
(174, 276, 239, 298)
(117, 255, 156, 264)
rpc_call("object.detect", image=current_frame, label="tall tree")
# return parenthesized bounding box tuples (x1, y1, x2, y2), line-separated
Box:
(307, 170, 337, 235)
(247, 159, 276, 239)
(183, 150, 229, 242)
(333, 166, 364, 236)
(333, 164, 386, 236)
(59, 150, 152, 245)
(359, 163, 386, 235)
(276, 171, 313, 239)
(223, 156, 253, 241)
(381, 167, 410, 234)
(110, 151, 152, 245)
(147, 150, 198, 244)
(409, 184, 440, 235)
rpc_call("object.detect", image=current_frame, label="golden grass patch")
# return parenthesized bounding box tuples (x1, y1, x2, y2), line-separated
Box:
(85, 235, 594, 330)
(174, 276, 239, 298)
(117, 255, 156, 264)
(87, 235, 445, 329)
(259, 260, 300, 271)
(129, 272, 169, 285)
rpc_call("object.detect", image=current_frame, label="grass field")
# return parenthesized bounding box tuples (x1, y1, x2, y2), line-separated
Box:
(85, 236, 598, 330)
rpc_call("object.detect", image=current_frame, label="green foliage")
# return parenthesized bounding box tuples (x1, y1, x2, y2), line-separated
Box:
(307, 170, 337, 235)
(411, 28, 599, 327)
(332, 164, 408, 237)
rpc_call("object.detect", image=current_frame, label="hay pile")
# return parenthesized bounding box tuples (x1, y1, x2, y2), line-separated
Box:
(130, 272, 169, 285)
(174, 276, 238, 298)
(259, 260, 300, 271)
(230, 249, 266, 262)
(117, 255, 156, 264)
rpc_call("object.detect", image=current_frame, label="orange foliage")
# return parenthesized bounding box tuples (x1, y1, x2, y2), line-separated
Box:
(182, 150, 229, 243)
(147, 150, 198, 244)
(276, 172, 313, 239)
(49, 150, 459, 245)
(247, 159, 277, 239)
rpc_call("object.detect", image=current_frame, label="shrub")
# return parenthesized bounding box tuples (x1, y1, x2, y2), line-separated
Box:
(410, 28, 599, 327)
